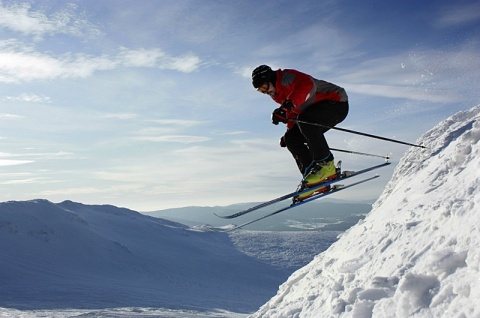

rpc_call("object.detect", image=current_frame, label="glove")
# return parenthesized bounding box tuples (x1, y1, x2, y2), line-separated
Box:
(280, 136, 286, 147)
(281, 100, 294, 110)
(272, 100, 294, 125)
(272, 107, 288, 125)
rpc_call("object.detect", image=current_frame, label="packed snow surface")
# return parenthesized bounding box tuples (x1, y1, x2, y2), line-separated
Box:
(251, 105, 480, 317)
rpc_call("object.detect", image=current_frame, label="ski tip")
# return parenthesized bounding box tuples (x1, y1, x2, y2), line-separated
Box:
(214, 213, 231, 219)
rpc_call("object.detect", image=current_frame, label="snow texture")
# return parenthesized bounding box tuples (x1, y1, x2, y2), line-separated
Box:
(0, 200, 292, 314)
(251, 104, 480, 318)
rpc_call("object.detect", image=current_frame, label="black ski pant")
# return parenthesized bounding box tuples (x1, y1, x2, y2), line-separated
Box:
(283, 101, 349, 174)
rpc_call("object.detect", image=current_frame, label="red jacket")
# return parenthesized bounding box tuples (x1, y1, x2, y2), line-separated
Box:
(271, 69, 348, 128)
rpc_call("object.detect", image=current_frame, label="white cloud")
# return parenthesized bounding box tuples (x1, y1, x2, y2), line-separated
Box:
(132, 135, 210, 144)
(0, 113, 22, 119)
(118, 48, 165, 67)
(236, 66, 253, 79)
(0, 2, 101, 40)
(164, 53, 200, 73)
(148, 119, 205, 127)
(129, 119, 209, 144)
(118, 48, 201, 72)
(346, 83, 459, 103)
(0, 42, 201, 83)
(0, 2, 202, 83)
(0, 151, 76, 163)
(3, 93, 51, 103)
(101, 113, 139, 120)
(37, 183, 144, 196)
(214, 130, 248, 136)
(0, 48, 62, 82)
(0, 178, 41, 185)
(339, 48, 480, 103)
(0, 159, 33, 166)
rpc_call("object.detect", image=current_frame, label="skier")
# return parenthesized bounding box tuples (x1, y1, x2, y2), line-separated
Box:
(252, 65, 349, 199)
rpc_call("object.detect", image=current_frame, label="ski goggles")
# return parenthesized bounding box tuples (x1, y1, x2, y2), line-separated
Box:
(256, 83, 269, 94)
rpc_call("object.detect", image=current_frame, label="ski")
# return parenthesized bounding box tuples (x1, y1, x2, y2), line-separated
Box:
(216, 175, 380, 232)
(214, 162, 390, 219)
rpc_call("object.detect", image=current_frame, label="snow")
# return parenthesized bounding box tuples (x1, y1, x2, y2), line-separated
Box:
(251, 104, 480, 318)
(0, 200, 336, 317)
(229, 231, 338, 270)
(1, 105, 479, 317)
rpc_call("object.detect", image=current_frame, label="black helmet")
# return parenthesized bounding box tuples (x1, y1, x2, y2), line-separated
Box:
(252, 65, 275, 89)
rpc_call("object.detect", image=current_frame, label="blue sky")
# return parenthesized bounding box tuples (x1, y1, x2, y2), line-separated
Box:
(0, 0, 479, 211)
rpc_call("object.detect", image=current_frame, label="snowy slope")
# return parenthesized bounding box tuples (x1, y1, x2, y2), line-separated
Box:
(0, 200, 290, 313)
(251, 105, 480, 318)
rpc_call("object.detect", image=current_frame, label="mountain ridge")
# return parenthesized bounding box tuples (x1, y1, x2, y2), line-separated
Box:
(0, 199, 287, 313)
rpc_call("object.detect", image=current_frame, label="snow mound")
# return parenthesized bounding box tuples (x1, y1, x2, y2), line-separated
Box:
(251, 105, 480, 318)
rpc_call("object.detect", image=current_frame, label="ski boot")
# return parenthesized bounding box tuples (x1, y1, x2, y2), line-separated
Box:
(293, 161, 341, 203)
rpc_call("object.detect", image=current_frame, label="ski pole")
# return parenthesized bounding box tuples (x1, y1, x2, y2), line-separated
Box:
(330, 148, 390, 160)
(293, 119, 426, 149)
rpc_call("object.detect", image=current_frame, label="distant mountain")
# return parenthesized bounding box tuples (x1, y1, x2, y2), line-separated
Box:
(144, 200, 373, 231)
(0, 199, 290, 313)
